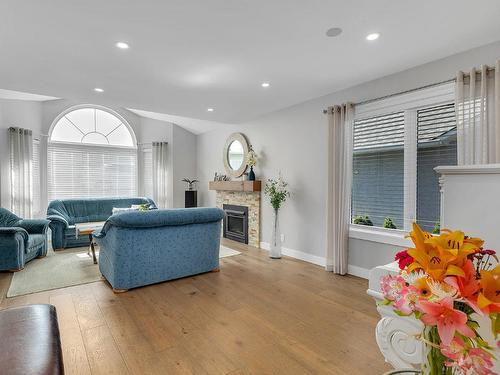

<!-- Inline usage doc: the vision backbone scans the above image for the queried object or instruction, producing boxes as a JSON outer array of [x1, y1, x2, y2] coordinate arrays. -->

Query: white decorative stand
[[368, 262, 424, 370], [368, 262, 500, 372]]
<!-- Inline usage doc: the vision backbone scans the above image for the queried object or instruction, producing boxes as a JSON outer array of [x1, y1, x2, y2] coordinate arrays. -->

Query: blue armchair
[[0, 208, 50, 271]]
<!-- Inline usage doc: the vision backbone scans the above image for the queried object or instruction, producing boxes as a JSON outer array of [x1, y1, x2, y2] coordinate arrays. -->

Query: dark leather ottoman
[[0, 304, 64, 374]]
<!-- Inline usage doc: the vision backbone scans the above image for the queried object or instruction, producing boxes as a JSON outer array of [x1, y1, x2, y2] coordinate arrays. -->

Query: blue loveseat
[[94, 207, 224, 291], [0, 208, 50, 271], [46, 197, 156, 250]]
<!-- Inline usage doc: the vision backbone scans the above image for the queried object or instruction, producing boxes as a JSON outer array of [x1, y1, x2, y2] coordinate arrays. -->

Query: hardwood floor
[[0, 239, 390, 374]]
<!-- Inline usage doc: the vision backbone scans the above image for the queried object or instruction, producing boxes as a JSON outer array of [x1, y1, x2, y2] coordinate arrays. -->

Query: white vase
[[270, 208, 282, 258]]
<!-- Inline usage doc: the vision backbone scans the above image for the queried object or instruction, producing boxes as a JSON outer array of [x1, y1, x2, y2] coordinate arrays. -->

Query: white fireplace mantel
[[435, 163, 500, 252]]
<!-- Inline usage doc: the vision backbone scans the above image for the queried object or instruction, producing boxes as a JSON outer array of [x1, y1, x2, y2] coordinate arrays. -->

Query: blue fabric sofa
[[94, 207, 224, 291], [0, 208, 50, 271], [46, 197, 156, 250]]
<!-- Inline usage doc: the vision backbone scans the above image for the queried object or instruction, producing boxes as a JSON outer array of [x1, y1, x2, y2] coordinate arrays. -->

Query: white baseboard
[[259, 242, 326, 267], [347, 265, 370, 279], [259, 242, 370, 279]]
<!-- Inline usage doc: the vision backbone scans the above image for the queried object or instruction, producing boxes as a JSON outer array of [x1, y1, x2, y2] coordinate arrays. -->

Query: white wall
[[196, 40, 500, 275], [0, 97, 196, 214], [0, 99, 43, 209], [171, 125, 198, 208]]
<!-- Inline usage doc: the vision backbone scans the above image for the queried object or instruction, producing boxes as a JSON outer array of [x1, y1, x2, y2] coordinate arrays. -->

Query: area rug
[[7, 247, 101, 298], [8, 245, 241, 297], [219, 245, 241, 258]]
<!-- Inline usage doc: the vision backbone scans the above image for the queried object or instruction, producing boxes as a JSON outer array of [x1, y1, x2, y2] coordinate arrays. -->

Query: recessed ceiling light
[[207, 108, 214, 112], [115, 41, 129, 49], [366, 33, 380, 41], [94, 88, 104, 93], [326, 27, 343, 37], [261, 82, 270, 88]]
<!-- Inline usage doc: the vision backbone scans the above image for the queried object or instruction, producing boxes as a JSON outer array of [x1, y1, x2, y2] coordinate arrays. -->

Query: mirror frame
[[223, 132, 249, 178]]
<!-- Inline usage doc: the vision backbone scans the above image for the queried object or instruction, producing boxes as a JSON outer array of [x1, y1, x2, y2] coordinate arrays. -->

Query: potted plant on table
[[264, 174, 290, 259], [380, 223, 500, 375]]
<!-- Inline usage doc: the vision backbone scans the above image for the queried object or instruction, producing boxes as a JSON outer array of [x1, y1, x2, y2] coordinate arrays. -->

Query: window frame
[[47, 104, 139, 201], [48, 104, 137, 150], [349, 82, 455, 243]]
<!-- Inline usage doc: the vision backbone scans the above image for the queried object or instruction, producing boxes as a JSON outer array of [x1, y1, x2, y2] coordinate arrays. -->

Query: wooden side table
[[75, 221, 105, 264]]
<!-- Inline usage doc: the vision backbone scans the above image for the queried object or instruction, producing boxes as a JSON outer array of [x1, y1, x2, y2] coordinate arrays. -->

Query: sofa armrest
[[46, 215, 69, 228], [0, 227, 29, 243], [16, 219, 50, 235]]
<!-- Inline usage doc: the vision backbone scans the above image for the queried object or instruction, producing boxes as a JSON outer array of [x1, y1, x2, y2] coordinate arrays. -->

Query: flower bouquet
[[381, 223, 500, 375]]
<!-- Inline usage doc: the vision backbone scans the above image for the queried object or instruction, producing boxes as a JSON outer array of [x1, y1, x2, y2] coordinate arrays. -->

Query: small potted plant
[[353, 215, 373, 226], [246, 146, 258, 181], [182, 178, 199, 191], [264, 174, 290, 259], [383, 217, 397, 229]]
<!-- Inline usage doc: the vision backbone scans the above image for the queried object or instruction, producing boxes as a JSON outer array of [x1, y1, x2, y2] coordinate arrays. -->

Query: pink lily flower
[[419, 297, 475, 345], [440, 337, 465, 361], [394, 285, 420, 315]]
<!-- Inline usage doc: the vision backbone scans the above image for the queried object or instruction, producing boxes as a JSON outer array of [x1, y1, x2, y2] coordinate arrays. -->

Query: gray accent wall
[[196, 40, 500, 273]]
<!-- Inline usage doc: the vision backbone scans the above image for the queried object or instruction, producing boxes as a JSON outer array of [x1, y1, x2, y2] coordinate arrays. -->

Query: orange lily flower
[[478, 265, 500, 314], [406, 224, 480, 281]]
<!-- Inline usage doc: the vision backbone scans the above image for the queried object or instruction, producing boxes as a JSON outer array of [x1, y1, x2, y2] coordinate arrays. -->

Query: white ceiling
[[1, 0, 500, 125]]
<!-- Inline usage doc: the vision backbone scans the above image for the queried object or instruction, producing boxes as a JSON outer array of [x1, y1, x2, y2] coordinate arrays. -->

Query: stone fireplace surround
[[215, 191, 260, 248]]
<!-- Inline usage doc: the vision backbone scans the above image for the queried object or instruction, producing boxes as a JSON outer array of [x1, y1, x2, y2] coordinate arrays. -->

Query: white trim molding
[[259, 242, 326, 267], [347, 265, 370, 279], [349, 224, 412, 247], [435, 163, 500, 175], [259, 241, 370, 279]]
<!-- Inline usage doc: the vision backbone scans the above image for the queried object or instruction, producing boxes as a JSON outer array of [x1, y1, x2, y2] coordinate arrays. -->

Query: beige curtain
[[9, 127, 33, 218], [456, 60, 500, 164], [152, 142, 168, 208], [326, 103, 354, 275]]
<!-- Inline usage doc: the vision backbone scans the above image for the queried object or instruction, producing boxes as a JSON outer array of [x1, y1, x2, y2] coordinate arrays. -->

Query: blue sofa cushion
[[47, 197, 156, 225], [108, 208, 225, 228]]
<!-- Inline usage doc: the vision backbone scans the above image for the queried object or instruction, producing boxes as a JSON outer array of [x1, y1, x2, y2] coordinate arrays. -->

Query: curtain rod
[[322, 65, 497, 114]]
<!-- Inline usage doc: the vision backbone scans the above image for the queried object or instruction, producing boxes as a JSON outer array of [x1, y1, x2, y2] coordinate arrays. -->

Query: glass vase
[[270, 208, 282, 258]]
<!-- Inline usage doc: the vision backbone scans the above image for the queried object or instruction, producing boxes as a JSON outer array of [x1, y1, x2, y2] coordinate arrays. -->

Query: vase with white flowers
[[246, 146, 258, 181], [264, 175, 290, 259]]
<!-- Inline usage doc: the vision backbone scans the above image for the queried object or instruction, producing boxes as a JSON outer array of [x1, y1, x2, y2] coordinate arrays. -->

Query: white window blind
[[32, 139, 41, 216], [416, 103, 457, 232], [352, 112, 405, 228], [48, 143, 137, 200]]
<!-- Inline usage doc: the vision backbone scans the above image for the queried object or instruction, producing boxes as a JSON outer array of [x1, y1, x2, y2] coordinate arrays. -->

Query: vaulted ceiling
[[1, 0, 500, 124]]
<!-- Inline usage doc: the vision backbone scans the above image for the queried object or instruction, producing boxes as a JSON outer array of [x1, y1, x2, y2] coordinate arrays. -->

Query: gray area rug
[[8, 245, 241, 298]]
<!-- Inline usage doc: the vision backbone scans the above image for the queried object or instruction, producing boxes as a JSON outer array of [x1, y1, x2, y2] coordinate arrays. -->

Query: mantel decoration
[[182, 178, 198, 191], [246, 145, 258, 181], [381, 223, 500, 375], [264, 175, 290, 259]]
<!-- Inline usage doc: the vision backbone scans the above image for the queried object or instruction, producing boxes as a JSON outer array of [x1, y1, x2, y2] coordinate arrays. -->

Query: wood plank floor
[[0, 239, 390, 374]]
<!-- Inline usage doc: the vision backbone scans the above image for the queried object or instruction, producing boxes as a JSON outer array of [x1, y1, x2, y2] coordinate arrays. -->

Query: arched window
[[50, 107, 135, 147], [48, 105, 138, 200]]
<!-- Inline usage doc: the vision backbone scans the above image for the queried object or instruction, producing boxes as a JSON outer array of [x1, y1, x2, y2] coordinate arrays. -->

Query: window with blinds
[[352, 112, 405, 228], [48, 106, 138, 201], [416, 103, 457, 232], [48, 143, 137, 200]]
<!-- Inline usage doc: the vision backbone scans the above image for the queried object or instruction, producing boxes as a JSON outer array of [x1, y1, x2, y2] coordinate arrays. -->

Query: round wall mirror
[[223, 133, 249, 178]]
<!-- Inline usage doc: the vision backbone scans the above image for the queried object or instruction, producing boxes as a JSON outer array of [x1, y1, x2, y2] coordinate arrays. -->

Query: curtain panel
[[9, 127, 33, 218], [456, 60, 500, 164], [326, 103, 354, 275], [152, 142, 168, 208]]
